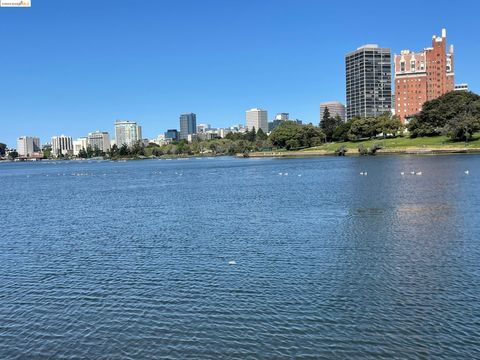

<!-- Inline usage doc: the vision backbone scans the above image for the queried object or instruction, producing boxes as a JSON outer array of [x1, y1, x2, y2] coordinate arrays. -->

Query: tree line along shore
[[2, 91, 479, 161]]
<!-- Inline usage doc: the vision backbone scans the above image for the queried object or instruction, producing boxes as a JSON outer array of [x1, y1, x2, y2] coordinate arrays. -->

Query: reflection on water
[[0, 155, 479, 359]]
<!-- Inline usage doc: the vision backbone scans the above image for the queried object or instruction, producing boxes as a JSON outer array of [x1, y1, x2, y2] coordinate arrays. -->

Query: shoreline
[[241, 147, 480, 158]]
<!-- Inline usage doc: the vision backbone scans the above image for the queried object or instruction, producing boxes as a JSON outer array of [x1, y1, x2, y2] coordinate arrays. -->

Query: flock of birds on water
[[359, 170, 470, 176]]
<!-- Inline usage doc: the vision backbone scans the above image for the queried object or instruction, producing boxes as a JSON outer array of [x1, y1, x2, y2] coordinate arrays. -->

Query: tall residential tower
[[115, 120, 142, 147], [345, 45, 392, 120]]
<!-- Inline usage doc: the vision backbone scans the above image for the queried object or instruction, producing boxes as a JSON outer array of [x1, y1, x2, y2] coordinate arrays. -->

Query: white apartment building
[[51, 135, 73, 157], [16, 136, 41, 157], [246, 108, 268, 133], [73, 137, 88, 156], [88, 131, 110, 152], [115, 120, 142, 147]]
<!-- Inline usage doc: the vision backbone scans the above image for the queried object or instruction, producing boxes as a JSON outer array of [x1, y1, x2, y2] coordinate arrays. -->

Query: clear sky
[[1, 0, 479, 147]]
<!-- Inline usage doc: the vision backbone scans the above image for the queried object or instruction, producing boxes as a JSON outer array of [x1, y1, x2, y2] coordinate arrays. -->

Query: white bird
[[278, 172, 283, 176], [284, 173, 288, 176], [401, 172, 405, 176], [298, 174, 302, 177], [360, 172, 364, 176], [364, 172, 368, 176], [228, 260, 236, 266], [410, 171, 415, 175], [465, 170, 469, 175], [416, 172, 422, 176]]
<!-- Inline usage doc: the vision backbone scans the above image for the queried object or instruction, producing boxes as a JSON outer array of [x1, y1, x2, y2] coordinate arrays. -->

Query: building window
[[400, 61, 405, 72], [411, 61, 416, 72]]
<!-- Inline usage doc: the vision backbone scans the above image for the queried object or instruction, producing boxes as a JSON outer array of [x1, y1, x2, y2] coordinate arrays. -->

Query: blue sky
[[1, 0, 479, 147]]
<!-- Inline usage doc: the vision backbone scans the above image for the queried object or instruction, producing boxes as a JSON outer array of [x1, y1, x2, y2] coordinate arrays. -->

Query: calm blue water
[[1, 156, 480, 359]]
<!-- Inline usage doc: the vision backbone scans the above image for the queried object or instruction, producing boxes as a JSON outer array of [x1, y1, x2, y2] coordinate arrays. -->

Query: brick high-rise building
[[394, 28, 454, 122]]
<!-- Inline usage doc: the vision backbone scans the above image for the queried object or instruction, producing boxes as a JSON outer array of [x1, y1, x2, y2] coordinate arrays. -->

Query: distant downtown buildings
[[114, 120, 142, 147], [16, 136, 41, 157], [51, 135, 73, 157], [179, 113, 197, 140], [7, 28, 470, 155], [246, 108, 268, 133], [320, 102, 346, 122]]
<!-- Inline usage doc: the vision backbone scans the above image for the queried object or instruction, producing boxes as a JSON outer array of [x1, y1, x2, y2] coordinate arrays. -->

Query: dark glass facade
[[165, 129, 179, 141], [179, 113, 197, 140], [345, 46, 392, 120]]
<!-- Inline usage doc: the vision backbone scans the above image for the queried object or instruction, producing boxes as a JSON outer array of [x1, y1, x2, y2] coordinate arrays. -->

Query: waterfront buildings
[[455, 83, 469, 92], [275, 113, 289, 121], [268, 113, 289, 132], [51, 135, 73, 157], [179, 113, 197, 140], [394, 29, 454, 122], [73, 137, 88, 156], [16, 136, 41, 157], [320, 102, 346, 122], [197, 124, 211, 133], [345, 45, 392, 120], [246, 108, 268, 133], [165, 129, 179, 141], [88, 131, 110, 152], [115, 120, 142, 147]]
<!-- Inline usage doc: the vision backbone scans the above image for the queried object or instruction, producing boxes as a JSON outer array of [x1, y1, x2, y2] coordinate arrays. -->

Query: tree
[[245, 127, 256, 142], [0, 143, 6, 156], [78, 148, 88, 158], [85, 145, 94, 158], [118, 144, 129, 156], [320, 107, 342, 142], [320, 107, 331, 126], [108, 144, 118, 158], [256, 128, 268, 140], [408, 91, 480, 137], [332, 119, 354, 141], [296, 124, 324, 147], [348, 117, 379, 140], [269, 121, 304, 148], [8, 151, 18, 160], [378, 113, 404, 137], [442, 113, 480, 141]]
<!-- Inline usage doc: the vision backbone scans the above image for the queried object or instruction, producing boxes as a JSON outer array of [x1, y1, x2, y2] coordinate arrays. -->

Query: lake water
[[1, 156, 479, 359]]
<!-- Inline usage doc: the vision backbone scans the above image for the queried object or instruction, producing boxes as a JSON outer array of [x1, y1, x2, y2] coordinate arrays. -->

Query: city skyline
[[1, 0, 478, 147]]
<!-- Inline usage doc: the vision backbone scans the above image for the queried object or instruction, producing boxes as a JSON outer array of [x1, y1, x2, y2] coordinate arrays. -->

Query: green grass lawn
[[302, 134, 480, 152]]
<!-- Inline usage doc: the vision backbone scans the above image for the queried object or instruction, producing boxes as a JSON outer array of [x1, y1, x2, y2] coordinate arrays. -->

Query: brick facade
[[394, 29, 454, 122]]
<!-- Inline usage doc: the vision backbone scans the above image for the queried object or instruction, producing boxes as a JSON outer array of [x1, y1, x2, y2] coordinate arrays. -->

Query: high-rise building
[[179, 113, 197, 140], [345, 45, 392, 120], [165, 129, 179, 141], [73, 137, 88, 156], [16, 136, 40, 157], [394, 28, 454, 122], [51, 135, 73, 157], [320, 101, 346, 122], [246, 108, 268, 133], [88, 131, 110, 152], [115, 120, 141, 147]]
